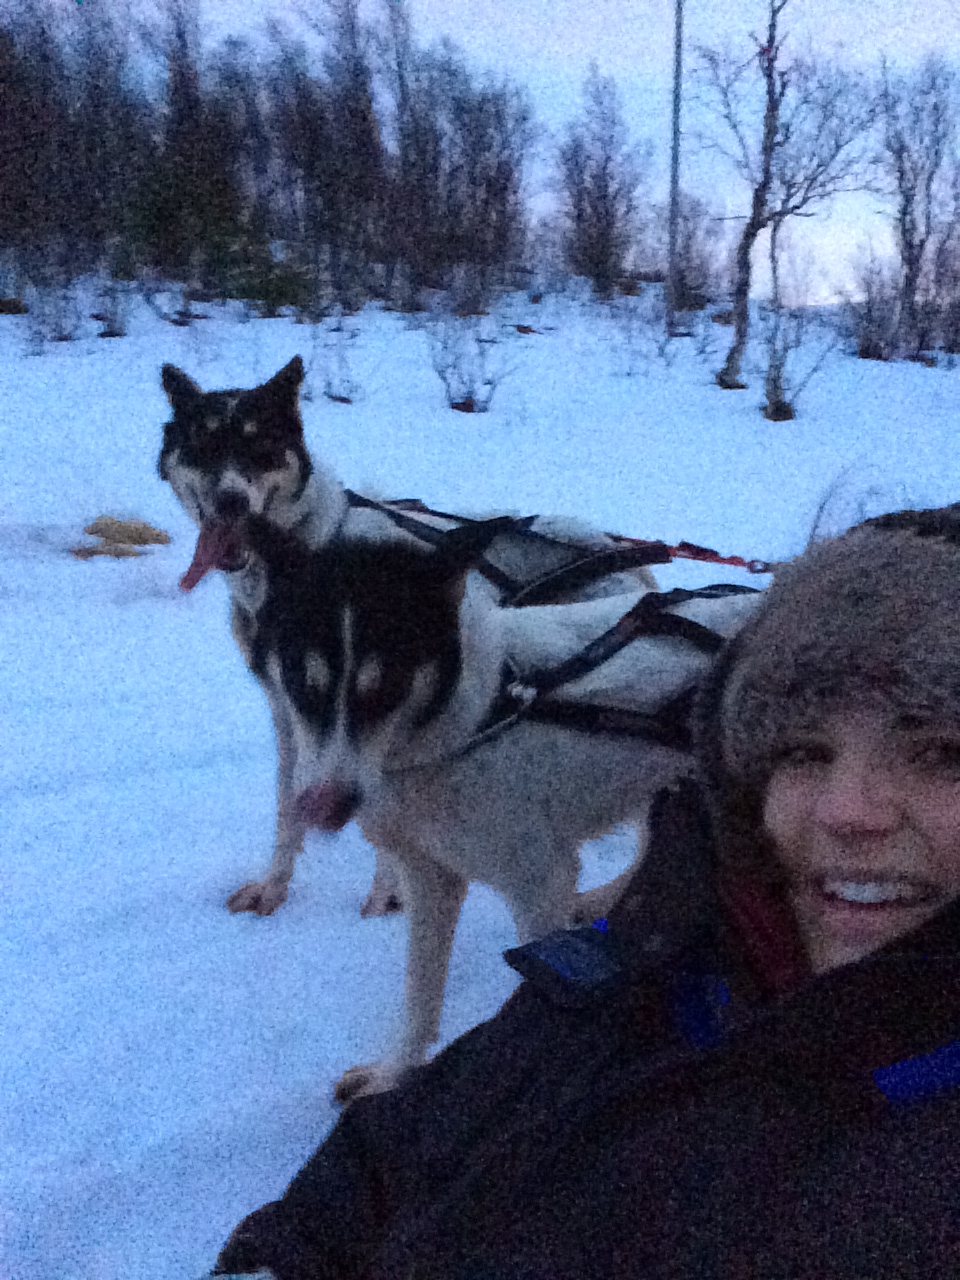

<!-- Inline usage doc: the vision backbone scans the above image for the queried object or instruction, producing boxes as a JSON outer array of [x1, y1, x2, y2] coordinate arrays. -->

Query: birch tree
[[698, 0, 872, 390], [559, 67, 642, 298], [876, 58, 959, 356]]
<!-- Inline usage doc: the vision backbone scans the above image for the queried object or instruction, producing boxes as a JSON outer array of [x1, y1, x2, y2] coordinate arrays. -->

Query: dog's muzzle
[[214, 489, 251, 521], [296, 782, 362, 832]]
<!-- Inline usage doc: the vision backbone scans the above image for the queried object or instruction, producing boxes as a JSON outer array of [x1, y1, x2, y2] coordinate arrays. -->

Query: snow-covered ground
[[2, 289, 957, 1279]]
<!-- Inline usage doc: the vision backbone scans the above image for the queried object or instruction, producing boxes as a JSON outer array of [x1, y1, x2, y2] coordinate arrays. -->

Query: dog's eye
[[188, 428, 220, 457]]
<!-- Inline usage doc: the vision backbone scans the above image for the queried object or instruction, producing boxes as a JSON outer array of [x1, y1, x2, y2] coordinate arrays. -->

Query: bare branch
[[697, 0, 874, 389]]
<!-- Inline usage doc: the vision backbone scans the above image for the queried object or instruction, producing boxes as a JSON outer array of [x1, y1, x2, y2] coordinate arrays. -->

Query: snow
[[2, 289, 957, 1278]]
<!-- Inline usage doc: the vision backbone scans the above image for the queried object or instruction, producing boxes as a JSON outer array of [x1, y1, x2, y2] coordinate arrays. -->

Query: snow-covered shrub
[[844, 255, 899, 362], [426, 311, 515, 412]]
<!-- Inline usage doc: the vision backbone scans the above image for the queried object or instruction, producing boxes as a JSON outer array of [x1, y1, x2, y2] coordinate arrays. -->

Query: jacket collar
[[609, 778, 960, 993]]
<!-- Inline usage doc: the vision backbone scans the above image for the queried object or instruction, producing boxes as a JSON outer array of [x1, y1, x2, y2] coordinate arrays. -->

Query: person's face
[[763, 706, 960, 974]]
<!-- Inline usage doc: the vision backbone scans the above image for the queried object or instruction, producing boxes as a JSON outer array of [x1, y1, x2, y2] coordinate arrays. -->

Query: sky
[[198, 0, 960, 83]]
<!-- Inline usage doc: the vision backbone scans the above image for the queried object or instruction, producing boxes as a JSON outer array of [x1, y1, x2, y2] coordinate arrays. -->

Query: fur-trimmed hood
[[690, 505, 960, 983]]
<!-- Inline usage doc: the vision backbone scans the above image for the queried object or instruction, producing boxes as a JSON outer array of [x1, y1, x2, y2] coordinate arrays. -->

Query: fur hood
[[690, 506, 960, 975]]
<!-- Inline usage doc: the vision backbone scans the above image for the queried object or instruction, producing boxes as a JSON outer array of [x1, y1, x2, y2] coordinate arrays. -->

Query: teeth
[[821, 879, 926, 905]]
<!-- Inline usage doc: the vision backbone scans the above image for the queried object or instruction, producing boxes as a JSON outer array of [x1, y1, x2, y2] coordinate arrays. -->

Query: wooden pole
[[667, 0, 684, 336]]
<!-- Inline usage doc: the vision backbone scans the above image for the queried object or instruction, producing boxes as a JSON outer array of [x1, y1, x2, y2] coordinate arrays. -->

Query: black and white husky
[[243, 518, 765, 1100], [158, 356, 658, 918]]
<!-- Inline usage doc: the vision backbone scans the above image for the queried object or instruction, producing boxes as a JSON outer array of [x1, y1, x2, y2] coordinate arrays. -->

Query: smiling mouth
[[812, 876, 942, 910]]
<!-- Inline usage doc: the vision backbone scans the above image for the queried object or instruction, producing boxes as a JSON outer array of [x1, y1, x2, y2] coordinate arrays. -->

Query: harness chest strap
[[450, 585, 760, 762]]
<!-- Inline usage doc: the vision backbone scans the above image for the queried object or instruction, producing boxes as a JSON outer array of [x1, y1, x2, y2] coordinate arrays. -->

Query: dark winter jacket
[[214, 777, 960, 1280]]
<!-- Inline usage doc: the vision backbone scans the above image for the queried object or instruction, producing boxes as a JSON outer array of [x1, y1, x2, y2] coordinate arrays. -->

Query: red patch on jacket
[[720, 879, 811, 995]]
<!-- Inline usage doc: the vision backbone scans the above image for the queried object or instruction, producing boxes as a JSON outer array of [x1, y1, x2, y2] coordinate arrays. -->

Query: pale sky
[[202, 0, 960, 81], [190, 0, 960, 298]]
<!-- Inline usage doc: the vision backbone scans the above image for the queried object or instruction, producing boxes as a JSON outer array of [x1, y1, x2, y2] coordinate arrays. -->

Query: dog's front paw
[[226, 880, 288, 916], [334, 1061, 404, 1104]]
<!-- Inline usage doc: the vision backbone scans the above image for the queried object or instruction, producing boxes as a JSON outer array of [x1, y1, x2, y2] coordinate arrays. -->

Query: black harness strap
[[528, 585, 757, 699], [344, 489, 470, 545], [357, 496, 482, 522], [526, 685, 699, 752], [504, 543, 674, 606], [343, 489, 677, 605], [343, 489, 534, 595]]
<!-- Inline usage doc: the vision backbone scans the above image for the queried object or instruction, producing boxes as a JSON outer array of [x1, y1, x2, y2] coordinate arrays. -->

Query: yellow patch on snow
[[71, 515, 171, 561]]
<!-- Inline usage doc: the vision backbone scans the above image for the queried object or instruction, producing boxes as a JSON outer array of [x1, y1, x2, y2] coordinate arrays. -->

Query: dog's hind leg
[[360, 851, 405, 917], [227, 690, 305, 916], [335, 854, 467, 1103], [572, 822, 649, 925], [508, 854, 581, 946]]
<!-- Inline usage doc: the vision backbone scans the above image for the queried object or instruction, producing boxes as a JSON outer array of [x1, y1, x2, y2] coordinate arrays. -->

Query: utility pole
[[666, 0, 684, 336]]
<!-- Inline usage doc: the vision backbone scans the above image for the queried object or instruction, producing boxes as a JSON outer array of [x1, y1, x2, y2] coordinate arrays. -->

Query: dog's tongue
[[296, 782, 361, 832], [179, 522, 242, 591]]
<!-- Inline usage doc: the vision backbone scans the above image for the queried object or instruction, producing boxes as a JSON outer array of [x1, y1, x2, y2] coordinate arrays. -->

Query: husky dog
[[244, 518, 765, 1100], [158, 357, 659, 918]]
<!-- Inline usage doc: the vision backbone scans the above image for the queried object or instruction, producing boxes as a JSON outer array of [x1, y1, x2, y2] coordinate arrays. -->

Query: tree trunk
[[900, 248, 923, 356], [716, 217, 758, 388], [716, 1, 786, 390], [762, 214, 792, 418]]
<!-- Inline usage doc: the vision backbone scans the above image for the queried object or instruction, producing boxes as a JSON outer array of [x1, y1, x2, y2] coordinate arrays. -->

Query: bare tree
[[876, 57, 960, 357], [843, 250, 900, 361], [698, 0, 873, 389], [636, 189, 726, 309], [379, 4, 530, 308], [427, 311, 515, 412], [321, 0, 386, 306], [558, 66, 643, 298]]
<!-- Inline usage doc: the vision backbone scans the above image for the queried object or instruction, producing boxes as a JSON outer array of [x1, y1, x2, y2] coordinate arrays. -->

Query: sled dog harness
[[386, 583, 761, 772], [344, 492, 763, 764], [465, 583, 762, 759], [344, 489, 667, 600], [343, 490, 771, 601]]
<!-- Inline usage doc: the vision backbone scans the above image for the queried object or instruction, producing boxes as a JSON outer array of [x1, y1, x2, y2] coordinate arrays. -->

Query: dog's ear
[[161, 364, 203, 411], [261, 356, 305, 403], [435, 516, 517, 575]]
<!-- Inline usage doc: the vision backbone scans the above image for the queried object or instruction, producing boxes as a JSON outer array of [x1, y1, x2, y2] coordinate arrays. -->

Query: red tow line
[[610, 535, 772, 575]]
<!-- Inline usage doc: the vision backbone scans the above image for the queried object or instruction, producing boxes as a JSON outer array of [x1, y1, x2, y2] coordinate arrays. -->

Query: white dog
[[158, 356, 659, 920], [243, 517, 764, 1100]]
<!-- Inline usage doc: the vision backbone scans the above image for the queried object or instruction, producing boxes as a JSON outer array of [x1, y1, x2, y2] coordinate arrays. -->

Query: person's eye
[[773, 741, 832, 768], [909, 738, 960, 774]]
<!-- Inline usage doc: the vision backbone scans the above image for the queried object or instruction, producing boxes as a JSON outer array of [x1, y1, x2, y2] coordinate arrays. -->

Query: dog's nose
[[214, 489, 250, 520], [296, 782, 362, 832]]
